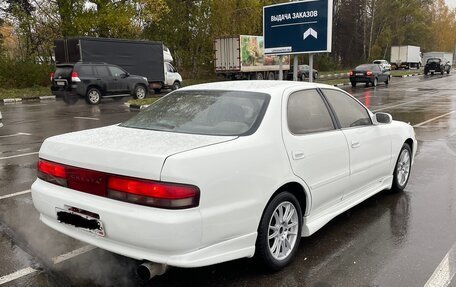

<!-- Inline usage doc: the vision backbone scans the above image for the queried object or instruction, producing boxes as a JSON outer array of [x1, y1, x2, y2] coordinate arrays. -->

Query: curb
[[1, 95, 56, 104], [392, 73, 422, 78]]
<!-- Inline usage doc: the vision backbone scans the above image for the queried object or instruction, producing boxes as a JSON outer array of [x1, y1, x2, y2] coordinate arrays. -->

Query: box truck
[[214, 35, 290, 80], [390, 46, 422, 69], [422, 52, 454, 66], [54, 37, 182, 93]]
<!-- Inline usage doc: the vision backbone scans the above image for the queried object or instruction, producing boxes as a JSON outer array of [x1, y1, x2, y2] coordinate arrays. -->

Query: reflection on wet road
[[1, 74, 456, 286]]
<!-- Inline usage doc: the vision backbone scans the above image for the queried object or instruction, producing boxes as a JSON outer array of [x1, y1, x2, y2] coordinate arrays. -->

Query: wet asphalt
[[0, 74, 456, 286]]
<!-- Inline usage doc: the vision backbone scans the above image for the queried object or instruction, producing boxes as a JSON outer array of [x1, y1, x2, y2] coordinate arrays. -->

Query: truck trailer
[[54, 37, 182, 93], [214, 35, 290, 80], [390, 46, 422, 69]]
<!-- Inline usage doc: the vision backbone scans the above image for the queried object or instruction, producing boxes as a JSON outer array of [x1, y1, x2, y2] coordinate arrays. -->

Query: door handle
[[292, 151, 305, 160], [351, 141, 361, 148]]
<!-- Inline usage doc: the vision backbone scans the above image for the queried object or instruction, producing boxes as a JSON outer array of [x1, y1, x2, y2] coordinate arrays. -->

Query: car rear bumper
[[31, 179, 255, 267]]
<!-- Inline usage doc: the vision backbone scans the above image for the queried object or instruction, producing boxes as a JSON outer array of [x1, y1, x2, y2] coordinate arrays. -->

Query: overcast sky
[[446, 0, 456, 8]]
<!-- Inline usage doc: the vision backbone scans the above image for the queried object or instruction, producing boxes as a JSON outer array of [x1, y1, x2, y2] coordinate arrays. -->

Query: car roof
[[180, 80, 338, 94]]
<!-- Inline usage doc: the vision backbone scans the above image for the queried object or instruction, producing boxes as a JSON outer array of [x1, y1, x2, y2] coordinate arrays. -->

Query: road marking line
[[0, 152, 38, 160], [414, 111, 456, 127], [372, 99, 422, 112], [424, 242, 456, 287], [52, 245, 97, 264], [0, 267, 38, 285], [74, 117, 99, 121], [0, 132, 32, 138], [0, 190, 31, 201]]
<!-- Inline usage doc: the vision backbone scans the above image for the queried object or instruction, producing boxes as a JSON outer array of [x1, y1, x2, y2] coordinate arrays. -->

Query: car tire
[[391, 143, 412, 192], [255, 191, 302, 271], [85, 87, 101, 105], [373, 77, 378, 87], [448, 69, 451, 75], [133, 85, 147, 100], [153, 88, 162, 94], [351, 81, 357, 87], [301, 74, 306, 81], [313, 72, 318, 79], [171, 81, 181, 91], [385, 76, 390, 85], [441, 71, 444, 75]]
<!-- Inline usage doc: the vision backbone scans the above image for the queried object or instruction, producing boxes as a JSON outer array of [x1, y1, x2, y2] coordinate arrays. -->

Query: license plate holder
[[56, 80, 66, 86], [56, 207, 105, 237], [356, 73, 364, 76]]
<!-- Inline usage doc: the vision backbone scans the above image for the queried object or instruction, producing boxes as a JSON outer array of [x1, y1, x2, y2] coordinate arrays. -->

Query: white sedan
[[32, 81, 416, 274]]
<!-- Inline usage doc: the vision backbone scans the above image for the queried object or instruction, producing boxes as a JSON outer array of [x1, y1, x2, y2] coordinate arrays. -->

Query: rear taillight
[[50, 72, 54, 82], [38, 160, 67, 187], [71, 71, 81, 82], [349, 71, 353, 76], [108, 177, 199, 209], [366, 71, 373, 76], [37, 159, 200, 209]]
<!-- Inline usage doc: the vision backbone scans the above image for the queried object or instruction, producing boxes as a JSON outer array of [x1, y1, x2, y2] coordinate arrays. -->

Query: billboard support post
[[309, 53, 314, 83], [293, 55, 298, 81], [279, 55, 284, 80]]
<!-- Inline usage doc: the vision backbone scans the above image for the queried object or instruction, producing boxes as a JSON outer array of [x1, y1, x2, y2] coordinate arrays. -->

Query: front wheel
[[172, 81, 181, 90], [373, 77, 378, 87], [385, 76, 390, 85], [391, 144, 412, 192], [255, 192, 302, 271], [133, 85, 147, 100]]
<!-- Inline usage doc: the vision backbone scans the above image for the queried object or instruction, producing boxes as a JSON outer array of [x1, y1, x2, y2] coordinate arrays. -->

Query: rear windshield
[[356, 64, 377, 70], [427, 58, 440, 64], [373, 60, 383, 64], [54, 66, 73, 78], [120, 90, 270, 136]]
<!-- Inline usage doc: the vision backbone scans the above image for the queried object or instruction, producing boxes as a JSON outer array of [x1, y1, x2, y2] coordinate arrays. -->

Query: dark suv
[[424, 58, 451, 76], [51, 62, 149, 104]]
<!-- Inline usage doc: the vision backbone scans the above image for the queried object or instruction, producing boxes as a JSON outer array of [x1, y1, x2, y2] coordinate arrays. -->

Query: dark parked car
[[349, 64, 390, 87], [424, 58, 451, 75], [288, 65, 318, 81], [51, 62, 149, 104]]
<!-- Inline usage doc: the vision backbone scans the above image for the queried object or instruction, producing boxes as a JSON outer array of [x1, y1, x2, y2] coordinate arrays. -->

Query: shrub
[[0, 57, 52, 89]]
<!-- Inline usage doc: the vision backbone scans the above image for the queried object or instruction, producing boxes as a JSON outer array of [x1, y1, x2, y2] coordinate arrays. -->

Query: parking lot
[[1, 74, 456, 286]]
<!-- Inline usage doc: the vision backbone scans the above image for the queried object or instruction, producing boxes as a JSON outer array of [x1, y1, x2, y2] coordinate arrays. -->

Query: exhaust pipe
[[137, 262, 168, 280]]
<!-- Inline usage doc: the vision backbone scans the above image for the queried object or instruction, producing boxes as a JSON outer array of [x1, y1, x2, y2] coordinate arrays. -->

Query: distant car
[[0, 111, 2, 128], [32, 81, 416, 274], [51, 62, 149, 105], [373, 60, 392, 71], [287, 65, 318, 81], [424, 58, 451, 75], [350, 64, 391, 87]]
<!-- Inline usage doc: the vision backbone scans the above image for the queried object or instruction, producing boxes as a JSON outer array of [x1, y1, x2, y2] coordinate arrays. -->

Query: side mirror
[[373, 112, 392, 124], [121, 73, 129, 78]]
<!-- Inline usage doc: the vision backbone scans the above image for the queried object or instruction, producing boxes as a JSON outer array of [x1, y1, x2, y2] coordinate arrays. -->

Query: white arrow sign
[[303, 28, 318, 40]]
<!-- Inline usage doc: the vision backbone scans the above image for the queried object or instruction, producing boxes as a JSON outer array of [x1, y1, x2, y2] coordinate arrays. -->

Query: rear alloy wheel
[[85, 88, 101, 105], [134, 85, 147, 100], [391, 144, 412, 192], [172, 81, 181, 91], [255, 192, 302, 271]]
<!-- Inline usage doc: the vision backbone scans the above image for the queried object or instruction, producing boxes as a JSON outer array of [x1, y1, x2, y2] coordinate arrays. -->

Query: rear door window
[[287, 89, 335, 135]]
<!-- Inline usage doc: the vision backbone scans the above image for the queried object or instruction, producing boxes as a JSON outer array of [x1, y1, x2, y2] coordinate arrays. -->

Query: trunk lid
[[40, 125, 237, 180]]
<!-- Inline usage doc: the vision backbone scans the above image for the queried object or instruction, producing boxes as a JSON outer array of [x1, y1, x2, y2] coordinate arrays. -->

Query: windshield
[[120, 90, 270, 136]]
